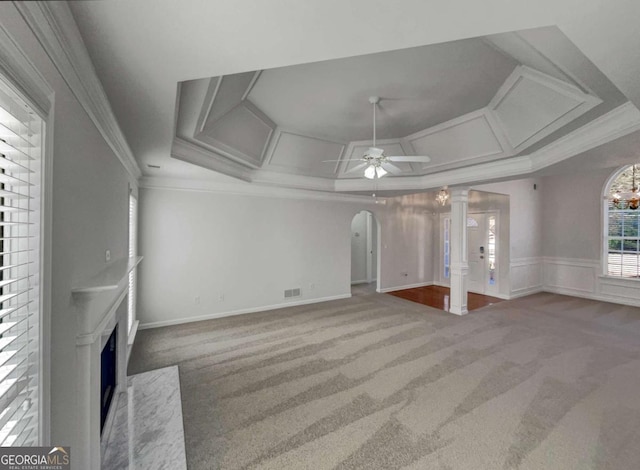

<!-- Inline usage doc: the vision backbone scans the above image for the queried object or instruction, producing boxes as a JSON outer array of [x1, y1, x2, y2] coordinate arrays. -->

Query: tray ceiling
[[172, 27, 633, 192]]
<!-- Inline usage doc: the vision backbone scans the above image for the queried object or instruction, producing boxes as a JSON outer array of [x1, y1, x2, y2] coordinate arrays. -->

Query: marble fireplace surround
[[71, 256, 142, 470]]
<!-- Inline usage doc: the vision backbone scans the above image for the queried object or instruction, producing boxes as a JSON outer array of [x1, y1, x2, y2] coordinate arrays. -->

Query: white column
[[449, 188, 469, 315]]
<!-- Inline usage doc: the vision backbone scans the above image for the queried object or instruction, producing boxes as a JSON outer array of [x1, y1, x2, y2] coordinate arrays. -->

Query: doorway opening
[[350, 210, 380, 295], [439, 210, 500, 297], [467, 212, 498, 296]]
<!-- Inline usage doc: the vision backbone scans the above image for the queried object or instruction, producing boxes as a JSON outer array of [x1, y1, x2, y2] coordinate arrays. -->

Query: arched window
[[605, 164, 640, 278]]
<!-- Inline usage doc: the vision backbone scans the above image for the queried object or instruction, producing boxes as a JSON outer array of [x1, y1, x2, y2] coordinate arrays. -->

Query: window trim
[[601, 165, 640, 281], [0, 48, 53, 446]]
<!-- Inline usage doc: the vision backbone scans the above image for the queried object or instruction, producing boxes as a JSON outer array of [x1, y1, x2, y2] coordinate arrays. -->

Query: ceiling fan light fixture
[[376, 166, 387, 178], [364, 165, 376, 179]]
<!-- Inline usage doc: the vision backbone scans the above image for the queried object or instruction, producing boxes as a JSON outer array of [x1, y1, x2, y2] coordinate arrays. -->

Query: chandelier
[[611, 164, 640, 210], [435, 188, 449, 206]]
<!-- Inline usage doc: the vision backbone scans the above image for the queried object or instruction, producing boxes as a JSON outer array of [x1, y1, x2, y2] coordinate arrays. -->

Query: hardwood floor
[[387, 284, 503, 312]]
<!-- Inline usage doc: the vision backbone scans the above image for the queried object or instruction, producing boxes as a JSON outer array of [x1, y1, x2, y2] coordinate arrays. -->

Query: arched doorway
[[350, 210, 380, 295]]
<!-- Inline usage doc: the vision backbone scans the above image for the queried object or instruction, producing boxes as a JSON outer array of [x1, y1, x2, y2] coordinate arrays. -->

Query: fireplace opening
[[101, 325, 117, 434]]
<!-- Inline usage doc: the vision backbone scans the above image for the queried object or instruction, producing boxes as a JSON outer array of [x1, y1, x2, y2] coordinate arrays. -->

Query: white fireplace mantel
[[72, 256, 142, 469], [72, 256, 142, 345]]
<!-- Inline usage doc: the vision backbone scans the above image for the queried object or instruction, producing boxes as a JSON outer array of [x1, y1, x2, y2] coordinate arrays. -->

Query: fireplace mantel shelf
[[72, 256, 143, 299]]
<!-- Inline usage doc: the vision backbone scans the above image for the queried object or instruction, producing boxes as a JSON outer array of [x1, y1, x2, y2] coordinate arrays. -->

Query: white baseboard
[[543, 285, 640, 307], [139, 293, 352, 330], [432, 280, 449, 288], [507, 286, 544, 299], [377, 281, 433, 293], [351, 280, 368, 285]]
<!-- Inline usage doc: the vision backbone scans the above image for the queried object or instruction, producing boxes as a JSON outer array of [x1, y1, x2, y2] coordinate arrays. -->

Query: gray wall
[[137, 189, 434, 327], [541, 168, 611, 260]]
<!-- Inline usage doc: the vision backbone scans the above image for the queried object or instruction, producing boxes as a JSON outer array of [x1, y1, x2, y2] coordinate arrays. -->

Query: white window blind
[[0, 79, 42, 446], [128, 193, 137, 334]]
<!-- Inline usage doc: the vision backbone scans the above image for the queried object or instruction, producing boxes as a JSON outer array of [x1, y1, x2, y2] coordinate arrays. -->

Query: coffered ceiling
[[69, 0, 640, 194]]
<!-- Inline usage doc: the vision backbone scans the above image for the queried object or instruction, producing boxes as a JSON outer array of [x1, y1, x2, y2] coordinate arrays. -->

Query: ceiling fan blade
[[381, 162, 403, 175], [344, 162, 369, 174], [388, 156, 431, 163]]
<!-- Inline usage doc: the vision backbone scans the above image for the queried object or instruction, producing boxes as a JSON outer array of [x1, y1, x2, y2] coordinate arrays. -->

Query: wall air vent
[[284, 288, 301, 298]]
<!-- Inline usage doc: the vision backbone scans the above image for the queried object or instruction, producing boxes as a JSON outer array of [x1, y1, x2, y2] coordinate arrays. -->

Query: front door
[[467, 212, 498, 295]]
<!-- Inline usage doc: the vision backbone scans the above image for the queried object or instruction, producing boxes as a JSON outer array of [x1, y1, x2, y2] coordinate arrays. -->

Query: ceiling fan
[[326, 96, 431, 179]]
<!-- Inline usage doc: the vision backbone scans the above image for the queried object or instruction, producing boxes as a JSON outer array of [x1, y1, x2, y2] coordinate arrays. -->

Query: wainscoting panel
[[542, 257, 597, 295], [598, 276, 640, 306], [542, 257, 640, 307], [510, 257, 542, 298]]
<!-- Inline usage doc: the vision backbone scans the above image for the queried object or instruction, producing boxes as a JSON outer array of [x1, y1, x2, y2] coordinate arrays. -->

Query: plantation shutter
[[0, 80, 42, 446]]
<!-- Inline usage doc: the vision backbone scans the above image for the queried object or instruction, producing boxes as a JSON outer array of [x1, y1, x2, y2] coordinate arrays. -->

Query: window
[[605, 164, 640, 278], [443, 217, 450, 279], [0, 78, 42, 446], [488, 215, 496, 285], [128, 192, 137, 334]]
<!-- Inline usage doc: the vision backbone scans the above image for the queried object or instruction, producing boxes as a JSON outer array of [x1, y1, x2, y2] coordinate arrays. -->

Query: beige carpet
[[129, 291, 640, 469]]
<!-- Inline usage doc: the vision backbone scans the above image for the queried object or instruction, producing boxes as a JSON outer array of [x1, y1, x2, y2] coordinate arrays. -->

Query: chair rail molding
[[13, 1, 142, 181]]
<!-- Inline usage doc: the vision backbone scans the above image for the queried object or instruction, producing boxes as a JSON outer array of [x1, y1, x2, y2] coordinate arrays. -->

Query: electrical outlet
[[105, 250, 111, 262], [194, 296, 200, 305], [218, 293, 224, 302], [310, 283, 315, 290]]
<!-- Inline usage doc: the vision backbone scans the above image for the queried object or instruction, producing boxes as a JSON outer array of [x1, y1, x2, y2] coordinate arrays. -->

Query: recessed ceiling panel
[[266, 131, 344, 176], [491, 67, 600, 150], [204, 72, 256, 126], [197, 101, 275, 166], [408, 112, 506, 170]]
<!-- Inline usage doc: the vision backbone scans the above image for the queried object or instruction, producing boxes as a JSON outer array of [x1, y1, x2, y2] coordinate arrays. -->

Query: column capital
[[449, 187, 470, 203]]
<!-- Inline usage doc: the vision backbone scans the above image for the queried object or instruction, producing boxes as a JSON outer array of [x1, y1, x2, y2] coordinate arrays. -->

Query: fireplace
[[101, 325, 117, 433], [73, 255, 142, 468]]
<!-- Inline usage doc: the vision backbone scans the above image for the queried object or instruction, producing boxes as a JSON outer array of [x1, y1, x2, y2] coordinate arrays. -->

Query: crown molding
[[171, 137, 252, 182], [14, 1, 142, 180], [335, 155, 533, 192], [249, 169, 336, 192], [530, 101, 640, 170], [140, 175, 382, 205]]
